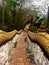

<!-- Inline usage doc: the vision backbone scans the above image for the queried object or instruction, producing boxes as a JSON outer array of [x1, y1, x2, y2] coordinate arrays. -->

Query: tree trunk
[[2, 0, 4, 27], [47, 6, 49, 27]]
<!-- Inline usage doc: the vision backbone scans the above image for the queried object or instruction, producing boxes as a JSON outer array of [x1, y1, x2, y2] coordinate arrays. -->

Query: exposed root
[[28, 31, 49, 56], [0, 30, 18, 45]]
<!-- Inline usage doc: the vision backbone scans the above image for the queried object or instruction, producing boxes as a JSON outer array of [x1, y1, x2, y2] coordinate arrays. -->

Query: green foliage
[[29, 16, 47, 32], [39, 18, 47, 25], [7, 0, 20, 9], [29, 25, 37, 32], [0, 25, 9, 32], [0, 6, 2, 23], [0, 0, 48, 32]]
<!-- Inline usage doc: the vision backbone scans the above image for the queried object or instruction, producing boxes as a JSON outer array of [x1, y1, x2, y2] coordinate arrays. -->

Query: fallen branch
[[0, 30, 18, 45], [28, 31, 49, 56]]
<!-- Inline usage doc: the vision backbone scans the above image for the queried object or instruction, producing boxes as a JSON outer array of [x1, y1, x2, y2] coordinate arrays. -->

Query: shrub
[[0, 25, 9, 32], [29, 25, 37, 32]]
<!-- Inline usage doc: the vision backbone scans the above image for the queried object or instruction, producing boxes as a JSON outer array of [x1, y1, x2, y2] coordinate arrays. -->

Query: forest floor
[[0, 29, 49, 65]]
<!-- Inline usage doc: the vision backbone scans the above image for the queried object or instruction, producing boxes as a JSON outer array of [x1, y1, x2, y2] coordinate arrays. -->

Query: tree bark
[[2, 0, 4, 27]]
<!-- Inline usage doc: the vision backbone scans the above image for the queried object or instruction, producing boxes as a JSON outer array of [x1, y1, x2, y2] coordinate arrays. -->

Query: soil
[[10, 32, 33, 65]]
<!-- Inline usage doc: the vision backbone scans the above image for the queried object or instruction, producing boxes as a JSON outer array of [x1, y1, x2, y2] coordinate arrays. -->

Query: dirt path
[[10, 32, 33, 65]]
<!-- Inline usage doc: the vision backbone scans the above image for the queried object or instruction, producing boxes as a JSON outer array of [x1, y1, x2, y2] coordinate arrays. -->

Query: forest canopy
[[0, 0, 49, 33]]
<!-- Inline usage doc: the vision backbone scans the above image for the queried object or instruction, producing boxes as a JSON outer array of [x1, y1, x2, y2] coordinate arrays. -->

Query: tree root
[[28, 31, 49, 56], [0, 30, 18, 45]]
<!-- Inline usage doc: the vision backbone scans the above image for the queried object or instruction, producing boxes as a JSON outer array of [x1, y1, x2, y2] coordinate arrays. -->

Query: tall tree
[[2, 0, 5, 26], [1, 0, 20, 26], [47, 6, 49, 27]]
